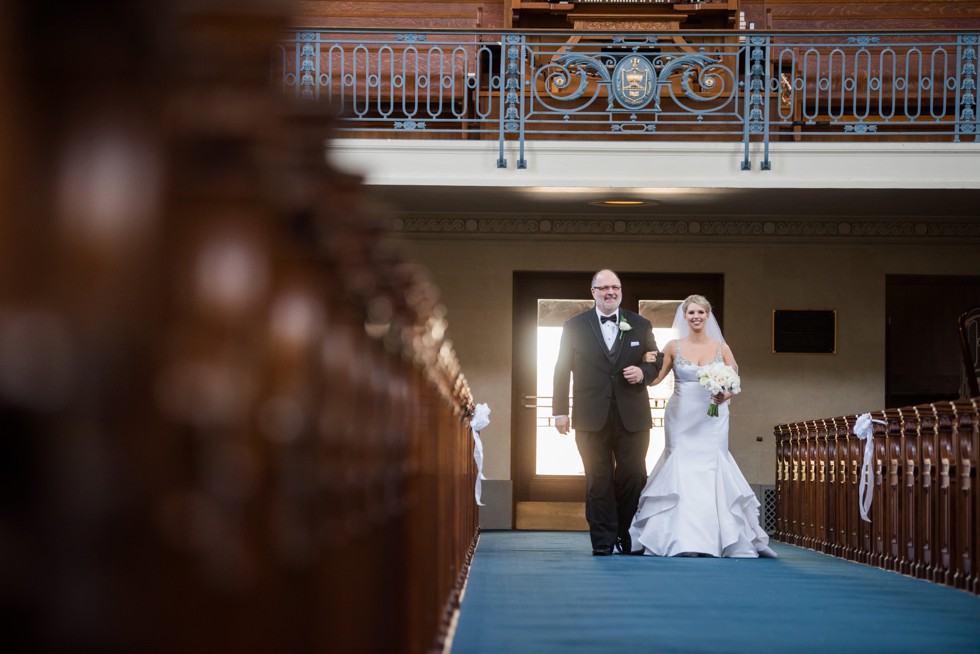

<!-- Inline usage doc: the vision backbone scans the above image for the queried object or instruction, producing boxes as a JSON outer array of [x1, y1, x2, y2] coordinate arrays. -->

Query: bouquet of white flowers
[[696, 362, 741, 417]]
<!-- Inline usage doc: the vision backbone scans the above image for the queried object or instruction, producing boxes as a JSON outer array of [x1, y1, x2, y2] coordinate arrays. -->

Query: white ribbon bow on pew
[[470, 403, 490, 507], [854, 412, 886, 523]]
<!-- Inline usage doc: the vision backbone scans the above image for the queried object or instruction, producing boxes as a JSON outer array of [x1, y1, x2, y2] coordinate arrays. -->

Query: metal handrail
[[273, 28, 980, 170]]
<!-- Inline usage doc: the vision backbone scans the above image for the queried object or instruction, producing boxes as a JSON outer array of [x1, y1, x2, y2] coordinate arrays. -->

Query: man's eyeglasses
[[592, 285, 621, 292]]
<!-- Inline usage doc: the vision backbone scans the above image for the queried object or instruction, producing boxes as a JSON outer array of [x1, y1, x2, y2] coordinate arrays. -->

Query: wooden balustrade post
[[934, 402, 955, 585], [951, 400, 976, 590], [870, 413, 887, 568], [783, 424, 793, 543], [796, 423, 807, 548], [832, 417, 852, 560], [814, 420, 827, 552], [826, 419, 840, 557], [918, 403, 938, 580], [813, 422, 822, 550], [808, 420, 827, 552], [774, 426, 789, 542], [793, 423, 809, 547], [788, 422, 796, 545], [900, 407, 921, 577], [782, 426, 793, 543], [883, 409, 903, 571], [803, 421, 816, 550], [790, 423, 803, 545], [841, 423, 852, 560]]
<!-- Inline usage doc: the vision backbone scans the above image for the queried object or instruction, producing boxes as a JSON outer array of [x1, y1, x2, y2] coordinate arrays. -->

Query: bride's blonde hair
[[682, 294, 712, 315], [672, 294, 725, 343]]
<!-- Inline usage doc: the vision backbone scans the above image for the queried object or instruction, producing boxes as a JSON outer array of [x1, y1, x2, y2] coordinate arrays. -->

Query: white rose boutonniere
[[617, 316, 631, 340]]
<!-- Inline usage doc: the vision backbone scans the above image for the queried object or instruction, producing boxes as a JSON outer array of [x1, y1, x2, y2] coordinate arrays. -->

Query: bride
[[628, 295, 776, 558]]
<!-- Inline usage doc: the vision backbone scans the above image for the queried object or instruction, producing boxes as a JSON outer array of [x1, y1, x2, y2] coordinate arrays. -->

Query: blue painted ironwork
[[272, 29, 980, 170], [500, 34, 525, 169], [958, 35, 979, 141]]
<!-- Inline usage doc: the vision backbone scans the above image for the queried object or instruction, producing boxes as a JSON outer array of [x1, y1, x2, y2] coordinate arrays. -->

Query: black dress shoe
[[615, 536, 631, 554], [592, 546, 613, 556]]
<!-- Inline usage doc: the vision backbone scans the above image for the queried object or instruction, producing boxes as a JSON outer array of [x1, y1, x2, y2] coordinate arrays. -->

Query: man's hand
[[623, 365, 644, 384], [555, 415, 570, 435]]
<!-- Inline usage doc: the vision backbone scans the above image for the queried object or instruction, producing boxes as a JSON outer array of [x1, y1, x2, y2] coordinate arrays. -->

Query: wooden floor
[[514, 501, 588, 530]]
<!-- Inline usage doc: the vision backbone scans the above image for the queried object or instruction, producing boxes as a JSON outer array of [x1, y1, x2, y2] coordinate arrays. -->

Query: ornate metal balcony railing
[[273, 29, 980, 170]]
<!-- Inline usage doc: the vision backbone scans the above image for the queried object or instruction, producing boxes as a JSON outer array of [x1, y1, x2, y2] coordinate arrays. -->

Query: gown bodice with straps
[[628, 339, 776, 558]]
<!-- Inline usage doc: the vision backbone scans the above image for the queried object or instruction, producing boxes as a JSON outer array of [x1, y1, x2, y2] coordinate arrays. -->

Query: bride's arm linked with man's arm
[[643, 340, 674, 387]]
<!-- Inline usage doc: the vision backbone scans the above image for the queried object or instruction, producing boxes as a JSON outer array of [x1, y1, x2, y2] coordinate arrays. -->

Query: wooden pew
[[774, 401, 978, 594], [0, 2, 482, 651]]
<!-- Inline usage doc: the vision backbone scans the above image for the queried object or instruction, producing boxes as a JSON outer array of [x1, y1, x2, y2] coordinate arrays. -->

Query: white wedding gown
[[629, 343, 776, 558]]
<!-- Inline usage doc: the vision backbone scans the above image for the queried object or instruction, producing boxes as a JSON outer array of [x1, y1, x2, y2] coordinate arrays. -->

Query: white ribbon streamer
[[470, 403, 490, 507], [854, 412, 886, 522]]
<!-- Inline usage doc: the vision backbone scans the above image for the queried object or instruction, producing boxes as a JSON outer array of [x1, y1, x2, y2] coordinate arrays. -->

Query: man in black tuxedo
[[552, 270, 663, 555]]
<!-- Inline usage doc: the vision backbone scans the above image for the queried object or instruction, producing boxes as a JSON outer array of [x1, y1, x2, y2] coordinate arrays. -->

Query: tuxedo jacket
[[552, 308, 663, 433]]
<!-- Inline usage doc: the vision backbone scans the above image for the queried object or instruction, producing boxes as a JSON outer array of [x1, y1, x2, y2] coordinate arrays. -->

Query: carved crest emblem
[[612, 56, 656, 109]]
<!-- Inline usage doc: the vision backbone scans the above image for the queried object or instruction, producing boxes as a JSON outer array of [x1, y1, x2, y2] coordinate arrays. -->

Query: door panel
[[885, 275, 980, 407]]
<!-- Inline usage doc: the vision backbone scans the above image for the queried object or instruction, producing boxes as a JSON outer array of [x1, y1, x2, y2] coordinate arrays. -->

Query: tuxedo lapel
[[610, 310, 637, 365], [588, 312, 609, 355]]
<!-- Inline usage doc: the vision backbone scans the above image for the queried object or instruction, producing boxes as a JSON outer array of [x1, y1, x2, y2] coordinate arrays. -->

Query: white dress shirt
[[597, 308, 618, 350]]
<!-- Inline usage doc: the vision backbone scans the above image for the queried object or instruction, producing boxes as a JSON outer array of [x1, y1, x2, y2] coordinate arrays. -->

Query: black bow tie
[[600, 314, 618, 324]]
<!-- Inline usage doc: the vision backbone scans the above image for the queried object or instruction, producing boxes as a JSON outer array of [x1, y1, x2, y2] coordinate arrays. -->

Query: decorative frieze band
[[392, 216, 980, 240]]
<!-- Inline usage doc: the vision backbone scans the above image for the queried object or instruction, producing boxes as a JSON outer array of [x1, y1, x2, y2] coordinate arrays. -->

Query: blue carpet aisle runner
[[449, 531, 980, 654]]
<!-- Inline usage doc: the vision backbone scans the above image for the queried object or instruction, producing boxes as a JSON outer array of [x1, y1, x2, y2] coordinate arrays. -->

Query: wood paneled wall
[[292, 0, 506, 29], [293, 1, 980, 33], [742, 0, 980, 32]]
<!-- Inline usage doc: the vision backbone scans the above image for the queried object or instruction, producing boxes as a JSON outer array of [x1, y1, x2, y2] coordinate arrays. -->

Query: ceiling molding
[[391, 216, 980, 241]]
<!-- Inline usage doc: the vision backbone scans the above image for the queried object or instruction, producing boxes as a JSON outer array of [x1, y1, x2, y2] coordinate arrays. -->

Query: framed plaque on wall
[[772, 309, 837, 354]]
